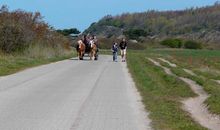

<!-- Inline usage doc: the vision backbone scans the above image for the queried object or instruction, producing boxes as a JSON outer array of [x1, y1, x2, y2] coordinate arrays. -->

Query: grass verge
[[127, 51, 207, 130], [0, 51, 75, 76], [152, 49, 220, 115]]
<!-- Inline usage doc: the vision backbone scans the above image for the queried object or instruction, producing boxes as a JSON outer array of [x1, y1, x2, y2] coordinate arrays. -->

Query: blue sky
[[0, 0, 218, 31]]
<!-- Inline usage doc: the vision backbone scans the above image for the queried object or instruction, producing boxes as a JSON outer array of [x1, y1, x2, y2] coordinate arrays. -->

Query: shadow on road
[[69, 58, 91, 61]]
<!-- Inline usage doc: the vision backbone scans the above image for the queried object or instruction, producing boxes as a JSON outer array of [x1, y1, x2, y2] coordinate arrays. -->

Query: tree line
[[85, 2, 220, 47]]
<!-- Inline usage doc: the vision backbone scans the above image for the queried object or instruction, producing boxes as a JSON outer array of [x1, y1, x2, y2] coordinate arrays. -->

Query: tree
[[160, 38, 183, 48], [0, 5, 9, 13], [123, 28, 147, 40], [57, 28, 81, 36], [184, 40, 202, 49]]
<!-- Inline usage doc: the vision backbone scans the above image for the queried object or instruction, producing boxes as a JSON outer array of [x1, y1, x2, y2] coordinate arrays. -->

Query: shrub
[[123, 28, 147, 40], [0, 24, 26, 53], [184, 40, 202, 49], [160, 38, 183, 48], [0, 5, 72, 56], [57, 28, 80, 36]]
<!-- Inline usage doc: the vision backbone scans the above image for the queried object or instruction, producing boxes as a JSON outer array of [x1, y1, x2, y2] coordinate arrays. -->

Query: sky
[[0, 0, 218, 32]]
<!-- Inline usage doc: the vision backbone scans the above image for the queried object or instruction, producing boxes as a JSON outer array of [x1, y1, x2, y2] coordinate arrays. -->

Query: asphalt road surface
[[0, 55, 151, 130]]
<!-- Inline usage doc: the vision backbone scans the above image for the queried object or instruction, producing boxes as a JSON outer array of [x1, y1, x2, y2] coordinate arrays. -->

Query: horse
[[89, 41, 97, 60], [77, 40, 85, 60]]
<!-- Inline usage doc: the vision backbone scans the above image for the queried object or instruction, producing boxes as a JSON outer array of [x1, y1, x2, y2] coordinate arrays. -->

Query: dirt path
[[148, 58, 174, 75], [180, 78, 220, 130], [183, 69, 197, 76], [148, 58, 220, 130], [158, 58, 177, 67], [215, 80, 220, 84], [157, 58, 197, 76]]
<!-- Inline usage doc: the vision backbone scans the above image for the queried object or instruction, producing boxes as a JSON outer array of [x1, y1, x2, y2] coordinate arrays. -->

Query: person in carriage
[[76, 34, 99, 60], [83, 35, 90, 53]]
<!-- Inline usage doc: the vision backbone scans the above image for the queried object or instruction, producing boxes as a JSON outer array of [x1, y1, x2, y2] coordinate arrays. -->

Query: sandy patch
[[158, 58, 177, 67], [183, 69, 197, 76], [148, 58, 174, 76]]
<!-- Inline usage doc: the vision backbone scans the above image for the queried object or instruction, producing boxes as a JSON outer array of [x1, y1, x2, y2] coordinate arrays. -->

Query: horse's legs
[[78, 52, 80, 60], [92, 53, 95, 60], [90, 51, 95, 60], [93, 51, 96, 60], [81, 52, 84, 60], [121, 53, 124, 61], [79, 51, 83, 60], [90, 52, 92, 60]]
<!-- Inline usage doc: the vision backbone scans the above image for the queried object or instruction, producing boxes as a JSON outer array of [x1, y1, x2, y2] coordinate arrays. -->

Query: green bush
[[123, 28, 147, 40], [160, 38, 183, 48], [184, 40, 202, 49]]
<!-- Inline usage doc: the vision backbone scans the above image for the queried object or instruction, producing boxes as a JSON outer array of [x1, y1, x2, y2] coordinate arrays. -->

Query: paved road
[[0, 55, 151, 130]]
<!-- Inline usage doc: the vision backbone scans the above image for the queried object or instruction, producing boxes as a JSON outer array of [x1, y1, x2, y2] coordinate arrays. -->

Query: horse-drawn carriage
[[76, 39, 98, 60]]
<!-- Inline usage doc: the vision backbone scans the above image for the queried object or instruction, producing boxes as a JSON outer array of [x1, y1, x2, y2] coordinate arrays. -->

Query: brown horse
[[89, 41, 97, 60], [77, 40, 85, 60]]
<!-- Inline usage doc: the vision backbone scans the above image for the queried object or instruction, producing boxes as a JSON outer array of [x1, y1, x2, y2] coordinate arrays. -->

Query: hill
[[84, 2, 220, 49]]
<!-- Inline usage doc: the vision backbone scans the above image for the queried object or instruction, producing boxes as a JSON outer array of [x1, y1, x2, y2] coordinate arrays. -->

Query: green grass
[[0, 51, 75, 76], [127, 51, 206, 130], [152, 49, 220, 80], [150, 49, 220, 115], [193, 69, 220, 80], [152, 49, 220, 71]]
